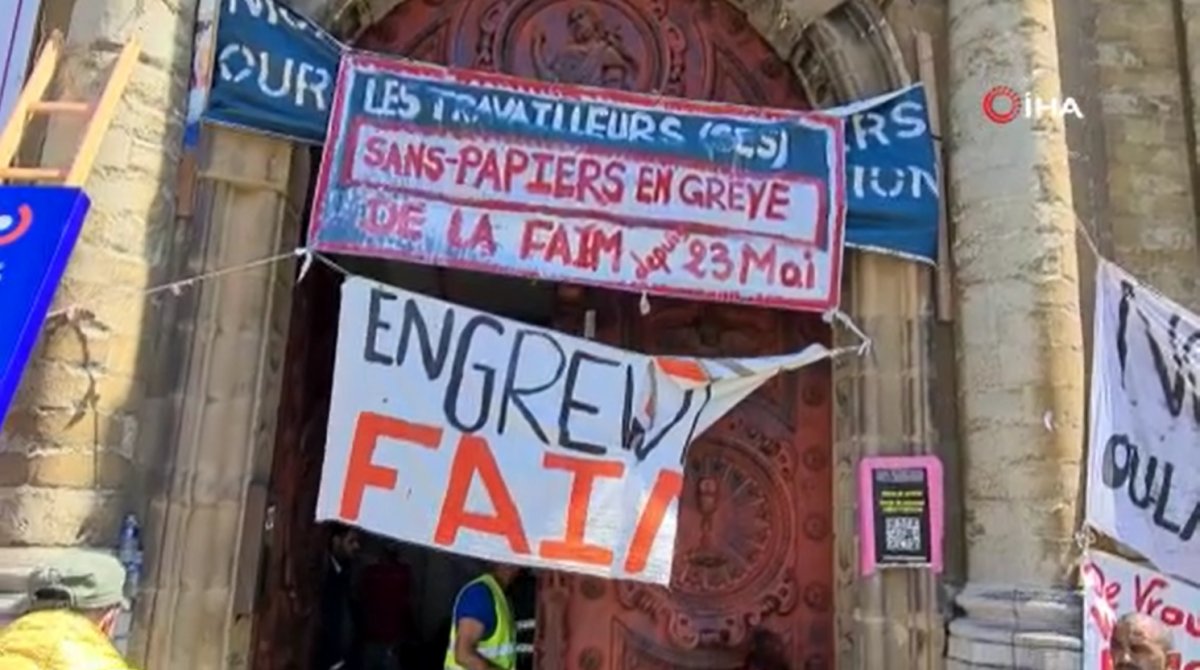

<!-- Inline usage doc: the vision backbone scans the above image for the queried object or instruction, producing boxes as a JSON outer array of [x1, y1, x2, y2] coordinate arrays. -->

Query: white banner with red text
[[1087, 260, 1200, 584], [315, 276, 836, 583], [1082, 549, 1200, 669], [309, 54, 847, 313]]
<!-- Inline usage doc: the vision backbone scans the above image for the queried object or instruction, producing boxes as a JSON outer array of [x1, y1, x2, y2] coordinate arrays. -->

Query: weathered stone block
[[0, 487, 123, 546]]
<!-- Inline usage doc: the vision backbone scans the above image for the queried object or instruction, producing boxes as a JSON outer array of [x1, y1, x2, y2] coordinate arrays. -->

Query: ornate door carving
[[357, 0, 810, 106], [547, 290, 833, 670], [359, 2, 832, 669]]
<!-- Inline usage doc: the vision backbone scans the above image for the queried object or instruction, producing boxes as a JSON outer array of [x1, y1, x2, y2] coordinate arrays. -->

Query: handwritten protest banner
[[186, 0, 933, 263], [1087, 260, 1200, 584], [315, 276, 835, 582], [1082, 550, 1200, 669], [310, 54, 847, 313]]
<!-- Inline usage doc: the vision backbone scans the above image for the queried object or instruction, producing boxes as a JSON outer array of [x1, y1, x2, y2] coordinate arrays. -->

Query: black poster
[[870, 466, 933, 566]]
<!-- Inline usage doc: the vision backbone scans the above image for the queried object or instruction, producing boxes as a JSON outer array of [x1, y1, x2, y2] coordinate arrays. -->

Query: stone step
[[0, 565, 30, 594]]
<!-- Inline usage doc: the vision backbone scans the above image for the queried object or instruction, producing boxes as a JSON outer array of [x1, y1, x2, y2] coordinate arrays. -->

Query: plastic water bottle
[[117, 514, 142, 599], [117, 515, 138, 560]]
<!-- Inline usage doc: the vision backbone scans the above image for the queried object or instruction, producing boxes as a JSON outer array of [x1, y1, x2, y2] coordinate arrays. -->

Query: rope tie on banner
[[295, 246, 315, 283], [43, 248, 302, 321], [823, 308, 873, 357], [31, 203, 1116, 368], [33, 243, 881, 363]]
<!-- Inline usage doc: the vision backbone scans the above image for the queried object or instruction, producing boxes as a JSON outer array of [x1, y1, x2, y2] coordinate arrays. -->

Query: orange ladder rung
[[29, 100, 91, 114], [0, 167, 64, 181], [0, 30, 140, 187]]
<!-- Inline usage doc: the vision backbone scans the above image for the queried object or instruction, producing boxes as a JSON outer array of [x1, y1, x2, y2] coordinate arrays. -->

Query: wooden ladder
[[0, 30, 141, 186]]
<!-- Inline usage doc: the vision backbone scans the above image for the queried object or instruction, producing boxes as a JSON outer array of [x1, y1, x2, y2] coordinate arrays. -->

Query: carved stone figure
[[532, 4, 639, 88]]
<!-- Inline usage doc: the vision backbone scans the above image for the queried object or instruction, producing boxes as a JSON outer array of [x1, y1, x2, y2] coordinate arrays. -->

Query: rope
[[43, 248, 306, 321]]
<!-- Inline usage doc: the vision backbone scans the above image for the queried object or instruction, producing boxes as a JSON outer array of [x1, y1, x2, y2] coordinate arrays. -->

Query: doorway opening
[[249, 0, 837, 665], [340, 258, 554, 670], [248, 244, 558, 670]]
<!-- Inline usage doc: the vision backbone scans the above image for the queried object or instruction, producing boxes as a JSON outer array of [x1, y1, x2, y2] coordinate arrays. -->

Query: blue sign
[[838, 85, 939, 264], [204, 0, 343, 144], [0, 187, 91, 422]]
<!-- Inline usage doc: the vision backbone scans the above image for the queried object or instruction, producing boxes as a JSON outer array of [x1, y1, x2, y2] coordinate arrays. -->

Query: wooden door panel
[[358, 2, 833, 668], [545, 296, 833, 670]]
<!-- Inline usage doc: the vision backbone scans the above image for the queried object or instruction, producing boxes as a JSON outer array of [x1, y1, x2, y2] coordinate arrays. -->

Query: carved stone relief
[[357, 0, 811, 106]]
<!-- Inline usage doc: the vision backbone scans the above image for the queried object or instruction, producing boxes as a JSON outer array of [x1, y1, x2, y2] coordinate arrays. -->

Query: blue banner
[[837, 85, 939, 264], [0, 187, 91, 422], [187, 1, 937, 263], [205, 0, 343, 144]]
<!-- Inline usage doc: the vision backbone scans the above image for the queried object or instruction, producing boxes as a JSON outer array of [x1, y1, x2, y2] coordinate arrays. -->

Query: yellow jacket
[[0, 610, 131, 670]]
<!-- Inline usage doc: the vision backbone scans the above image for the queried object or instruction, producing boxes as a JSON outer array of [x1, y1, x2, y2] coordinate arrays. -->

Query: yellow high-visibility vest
[[445, 575, 515, 670]]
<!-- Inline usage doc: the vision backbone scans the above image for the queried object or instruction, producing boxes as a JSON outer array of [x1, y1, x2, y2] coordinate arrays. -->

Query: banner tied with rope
[[314, 274, 845, 583], [1087, 260, 1200, 586]]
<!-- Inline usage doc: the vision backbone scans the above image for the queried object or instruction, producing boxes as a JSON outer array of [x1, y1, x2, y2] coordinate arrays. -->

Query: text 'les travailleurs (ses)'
[[311, 56, 846, 312]]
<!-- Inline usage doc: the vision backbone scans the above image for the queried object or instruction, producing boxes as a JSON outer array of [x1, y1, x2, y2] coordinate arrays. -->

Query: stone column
[[133, 128, 301, 669], [944, 0, 1086, 667], [0, 0, 193, 621]]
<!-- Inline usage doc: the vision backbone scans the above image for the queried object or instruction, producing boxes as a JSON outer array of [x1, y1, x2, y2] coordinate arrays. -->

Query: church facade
[[0, 0, 1196, 668]]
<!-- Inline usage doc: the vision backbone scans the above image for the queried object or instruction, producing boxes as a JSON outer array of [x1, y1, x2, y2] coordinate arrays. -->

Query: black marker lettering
[[396, 299, 455, 380], [558, 351, 621, 456], [636, 390, 694, 462], [1100, 434, 1200, 541], [497, 328, 564, 445], [620, 364, 636, 452], [443, 314, 504, 433], [363, 288, 398, 365]]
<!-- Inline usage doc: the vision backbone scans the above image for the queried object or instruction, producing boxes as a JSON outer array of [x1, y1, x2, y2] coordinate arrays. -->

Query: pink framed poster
[[857, 455, 944, 576]]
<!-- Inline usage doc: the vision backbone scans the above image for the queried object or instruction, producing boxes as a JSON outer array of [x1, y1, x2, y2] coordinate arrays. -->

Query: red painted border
[[339, 116, 829, 246], [310, 51, 848, 312]]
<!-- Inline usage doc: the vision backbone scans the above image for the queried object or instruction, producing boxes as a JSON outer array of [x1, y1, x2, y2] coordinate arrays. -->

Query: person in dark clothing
[[359, 544, 415, 670], [318, 524, 362, 670], [508, 571, 537, 670], [742, 628, 789, 670]]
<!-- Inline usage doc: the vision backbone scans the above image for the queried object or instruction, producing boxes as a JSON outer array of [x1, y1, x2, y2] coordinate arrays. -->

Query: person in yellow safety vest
[[445, 563, 522, 670]]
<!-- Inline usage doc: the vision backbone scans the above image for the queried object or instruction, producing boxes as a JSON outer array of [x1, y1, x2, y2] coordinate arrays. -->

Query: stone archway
[[249, 1, 937, 669], [339, 1, 876, 668], [299, 0, 908, 107]]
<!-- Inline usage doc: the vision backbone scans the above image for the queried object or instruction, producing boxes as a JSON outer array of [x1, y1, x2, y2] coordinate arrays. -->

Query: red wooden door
[[545, 291, 833, 670], [359, 3, 833, 669]]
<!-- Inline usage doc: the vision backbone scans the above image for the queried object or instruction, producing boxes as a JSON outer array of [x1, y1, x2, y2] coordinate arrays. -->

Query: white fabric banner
[[0, 0, 42, 128], [1082, 549, 1200, 668], [1088, 260, 1200, 584], [316, 275, 835, 584]]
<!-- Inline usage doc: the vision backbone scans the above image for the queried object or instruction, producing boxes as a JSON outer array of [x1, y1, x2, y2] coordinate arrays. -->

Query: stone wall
[[5, 0, 1200, 666], [1089, 0, 1200, 308], [0, 0, 195, 611]]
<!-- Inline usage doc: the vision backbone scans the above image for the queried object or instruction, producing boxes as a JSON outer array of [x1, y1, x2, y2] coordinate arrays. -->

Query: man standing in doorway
[[1109, 612, 1175, 670], [318, 524, 362, 670], [445, 562, 520, 670]]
